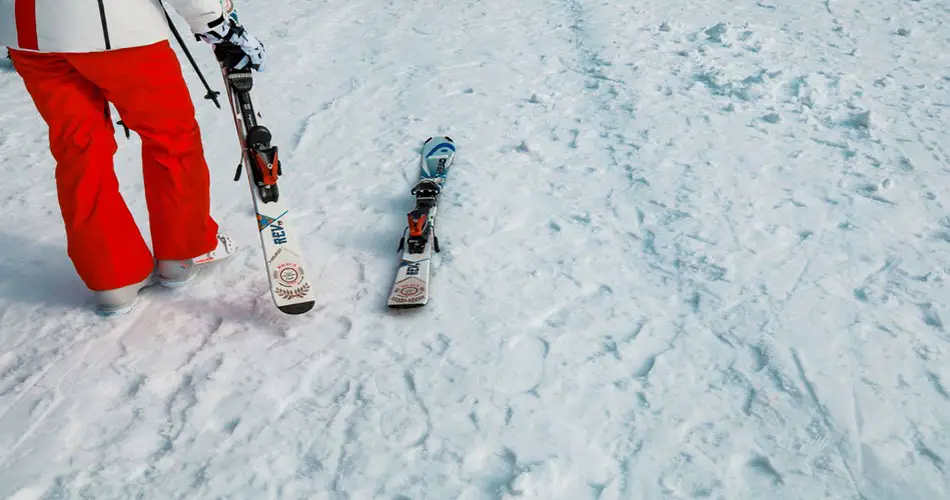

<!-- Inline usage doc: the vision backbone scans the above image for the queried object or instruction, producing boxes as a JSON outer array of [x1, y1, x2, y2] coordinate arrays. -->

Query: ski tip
[[425, 135, 453, 144], [279, 301, 316, 315], [422, 138, 456, 161]]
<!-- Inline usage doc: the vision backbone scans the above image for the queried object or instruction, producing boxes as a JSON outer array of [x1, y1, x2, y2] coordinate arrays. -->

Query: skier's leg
[[8, 49, 155, 293], [65, 41, 220, 267]]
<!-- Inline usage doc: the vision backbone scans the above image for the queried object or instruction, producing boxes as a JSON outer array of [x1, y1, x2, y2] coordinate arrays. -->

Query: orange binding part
[[408, 213, 428, 237], [253, 149, 280, 186]]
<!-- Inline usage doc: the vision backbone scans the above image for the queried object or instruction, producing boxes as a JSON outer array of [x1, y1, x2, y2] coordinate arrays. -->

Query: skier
[[0, 0, 266, 315]]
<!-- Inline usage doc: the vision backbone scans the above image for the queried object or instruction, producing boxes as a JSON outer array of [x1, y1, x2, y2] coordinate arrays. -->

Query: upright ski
[[215, 44, 316, 315], [388, 136, 456, 308]]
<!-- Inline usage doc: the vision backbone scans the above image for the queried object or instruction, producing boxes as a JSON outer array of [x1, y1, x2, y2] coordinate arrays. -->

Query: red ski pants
[[10, 41, 219, 291]]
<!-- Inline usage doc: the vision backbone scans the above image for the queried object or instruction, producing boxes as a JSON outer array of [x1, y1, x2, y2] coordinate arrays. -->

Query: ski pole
[[161, 4, 222, 109]]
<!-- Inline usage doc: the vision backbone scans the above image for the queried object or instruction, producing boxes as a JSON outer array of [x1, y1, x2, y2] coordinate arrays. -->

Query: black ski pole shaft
[[162, 5, 221, 108]]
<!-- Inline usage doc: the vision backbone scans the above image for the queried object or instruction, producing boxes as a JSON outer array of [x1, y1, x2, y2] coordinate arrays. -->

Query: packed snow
[[2, 0, 950, 498]]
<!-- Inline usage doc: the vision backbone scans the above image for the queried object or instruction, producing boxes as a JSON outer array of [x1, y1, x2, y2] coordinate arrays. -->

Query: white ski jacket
[[0, 0, 228, 53]]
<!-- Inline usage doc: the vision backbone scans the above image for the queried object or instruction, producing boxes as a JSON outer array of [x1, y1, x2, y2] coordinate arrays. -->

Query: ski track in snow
[[1, 0, 950, 498]]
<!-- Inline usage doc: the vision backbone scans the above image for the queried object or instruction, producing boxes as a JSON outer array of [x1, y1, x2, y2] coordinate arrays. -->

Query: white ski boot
[[158, 233, 239, 287], [94, 274, 157, 317], [94, 234, 238, 316]]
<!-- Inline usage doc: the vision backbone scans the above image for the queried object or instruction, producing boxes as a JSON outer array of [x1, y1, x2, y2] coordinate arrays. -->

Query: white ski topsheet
[[222, 69, 317, 315], [387, 235, 433, 307], [254, 198, 316, 312], [387, 136, 455, 308], [1, 0, 950, 498]]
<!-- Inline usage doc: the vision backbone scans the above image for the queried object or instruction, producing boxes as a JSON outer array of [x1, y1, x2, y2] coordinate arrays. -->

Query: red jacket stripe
[[15, 0, 39, 50]]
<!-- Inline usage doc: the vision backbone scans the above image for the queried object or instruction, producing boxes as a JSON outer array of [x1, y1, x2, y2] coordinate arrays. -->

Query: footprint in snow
[[372, 367, 430, 449], [490, 336, 549, 396]]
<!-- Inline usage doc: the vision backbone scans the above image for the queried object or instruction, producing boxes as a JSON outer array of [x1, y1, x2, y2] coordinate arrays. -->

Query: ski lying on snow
[[387, 136, 456, 309], [215, 45, 316, 315]]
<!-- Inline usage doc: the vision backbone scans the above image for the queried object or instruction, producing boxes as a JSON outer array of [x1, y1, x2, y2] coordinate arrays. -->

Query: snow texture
[[2, 0, 950, 498]]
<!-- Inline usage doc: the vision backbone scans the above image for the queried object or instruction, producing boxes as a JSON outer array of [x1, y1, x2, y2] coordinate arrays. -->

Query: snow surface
[[2, 0, 950, 498]]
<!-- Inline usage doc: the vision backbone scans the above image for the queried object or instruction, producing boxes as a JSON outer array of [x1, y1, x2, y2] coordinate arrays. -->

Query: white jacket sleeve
[[161, 0, 228, 34]]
